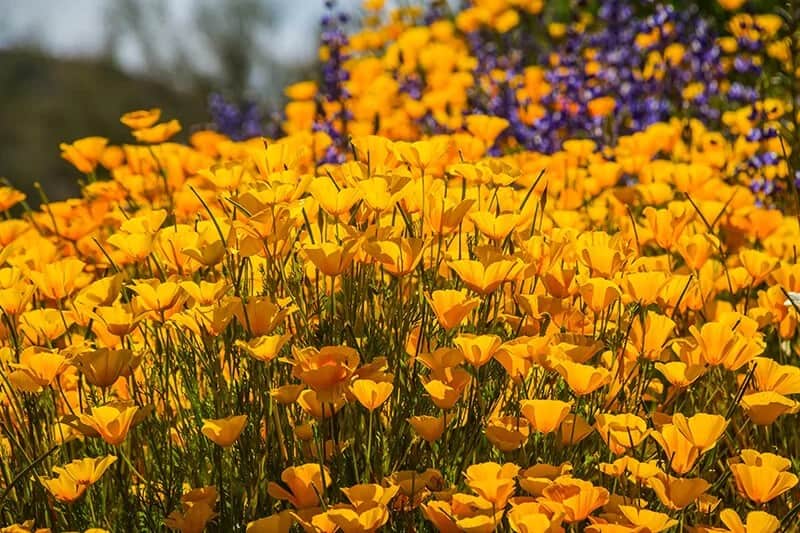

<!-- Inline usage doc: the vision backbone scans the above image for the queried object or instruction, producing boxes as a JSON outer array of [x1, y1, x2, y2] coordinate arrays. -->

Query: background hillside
[[0, 49, 209, 201]]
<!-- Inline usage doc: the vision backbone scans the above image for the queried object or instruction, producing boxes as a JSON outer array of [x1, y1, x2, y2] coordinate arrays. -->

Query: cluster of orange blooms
[[0, 95, 797, 532]]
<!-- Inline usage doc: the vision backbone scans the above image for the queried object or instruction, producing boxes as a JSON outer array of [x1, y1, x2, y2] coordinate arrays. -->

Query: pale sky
[[0, 0, 360, 80]]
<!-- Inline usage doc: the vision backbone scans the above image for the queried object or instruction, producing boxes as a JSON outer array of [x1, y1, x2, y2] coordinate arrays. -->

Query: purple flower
[[208, 93, 265, 141]]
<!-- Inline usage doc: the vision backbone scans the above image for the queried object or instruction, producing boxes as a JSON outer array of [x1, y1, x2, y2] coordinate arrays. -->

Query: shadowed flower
[[408, 415, 447, 443], [541, 478, 609, 523], [201, 415, 248, 447], [647, 473, 710, 510], [485, 416, 530, 452], [268, 464, 331, 509], [595, 413, 649, 456]]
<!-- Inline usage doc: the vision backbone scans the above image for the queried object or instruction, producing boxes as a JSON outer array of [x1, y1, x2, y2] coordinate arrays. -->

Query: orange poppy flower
[[246, 510, 295, 533], [464, 462, 520, 509], [739, 249, 778, 285], [394, 138, 451, 172], [421, 500, 461, 533], [422, 378, 464, 409], [364, 237, 426, 277], [74, 348, 139, 388], [408, 415, 447, 443], [642, 203, 693, 250], [350, 379, 393, 411], [74, 402, 140, 445], [555, 360, 611, 396], [453, 333, 502, 368], [676, 233, 718, 271], [356, 177, 406, 214], [131, 280, 184, 314], [303, 241, 359, 277], [132, 119, 182, 143], [340, 483, 399, 509], [448, 493, 505, 532], [647, 473, 709, 510], [427, 289, 481, 331], [493, 337, 540, 383], [465, 115, 509, 147], [688, 321, 737, 367], [7, 347, 69, 392], [579, 244, 626, 279], [423, 196, 475, 236], [201, 415, 248, 447], [51, 455, 117, 486], [595, 413, 649, 455], [671, 412, 727, 453], [650, 423, 700, 475], [518, 462, 573, 497], [39, 472, 87, 503], [621, 272, 668, 305], [290, 345, 360, 402], [268, 464, 331, 509], [627, 312, 675, 360], [579, 278, 622, 314], [351, 133, 396, 170], [718, 509, 779, 533], [238, 333, 292, 363], [469, 211, 520, 242], [541, 478, 609, 523], [520, 399, 572, 434], [327, 505, 390, 533], [730, 463, 798, 503], [752, 356, 800, 395], [93, 303, 143, 337], [448, 257, 524, 295], [60, 136, 108, 173], [120, 108, 161, 130], [165, 500, 217, 533], [28, 257, 86, 300], [654, 361, 705, 388], [297, 389, 345, 419], [308, 179, 362, 218], [740, 391, 798, 425], [0, 186, 26, 212], [617, 505, 677, 532], [560, 413, 595, 446], [235, 297, 288, 336], [484, 416, 530, 452]]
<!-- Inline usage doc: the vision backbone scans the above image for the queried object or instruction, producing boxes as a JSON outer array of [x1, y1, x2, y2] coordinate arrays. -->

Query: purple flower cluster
[[745, 116, 784, 203], [460, 0, 727, 153], [458, 21, 542, 150], [313, 0, 352, 164], [728, 20, 764, 105], [208, 93, 265, 141]]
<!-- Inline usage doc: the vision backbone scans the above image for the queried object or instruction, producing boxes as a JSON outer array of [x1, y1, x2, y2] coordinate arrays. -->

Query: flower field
[[3, 0, 800, 531]]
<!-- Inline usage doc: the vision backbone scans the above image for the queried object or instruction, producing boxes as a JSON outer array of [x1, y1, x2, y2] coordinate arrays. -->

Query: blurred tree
[[195, 0, 275, 96], [104, 0, 310, 104]]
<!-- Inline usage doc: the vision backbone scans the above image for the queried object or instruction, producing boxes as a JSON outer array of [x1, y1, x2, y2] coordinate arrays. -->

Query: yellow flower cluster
[[0, 104, 797, 531], [1, 0, 800, 530]]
